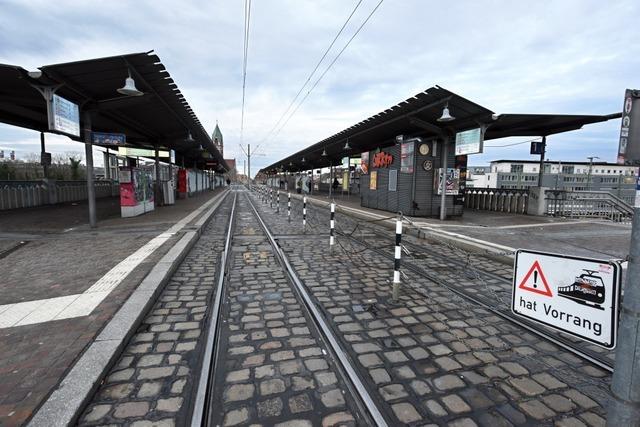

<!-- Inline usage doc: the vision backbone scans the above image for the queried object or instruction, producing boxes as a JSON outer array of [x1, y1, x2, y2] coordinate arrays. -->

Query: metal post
[[270, 187, 273, 208], [392, 212, 403, 302], [277, 190, 280, 213], [440, 136, 448, 221], [329, 164, 333, 198], [287, 192, 291, 222], [247, 143, 251, 187], [329, 201, 335, 252], [303, 196, 307, 232], [608, 200, 640, 424], [83, 112, 97, 228], [40, 132, 48, 179], [538, 135, 546, 187], [155, 146, 161, 207]]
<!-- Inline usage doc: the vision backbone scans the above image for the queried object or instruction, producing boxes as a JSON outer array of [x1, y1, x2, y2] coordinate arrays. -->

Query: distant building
[[224, 158, 237, 181], [468, 160, 637, 194], [212, 122, 223, 156]]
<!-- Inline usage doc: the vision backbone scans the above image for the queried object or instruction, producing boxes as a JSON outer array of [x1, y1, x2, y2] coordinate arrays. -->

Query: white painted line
[[0, 192, 226, 329]]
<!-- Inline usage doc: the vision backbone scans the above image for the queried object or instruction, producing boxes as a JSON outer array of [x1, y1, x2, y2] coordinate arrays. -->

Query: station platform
[[0, 189, 228, 426], [300, 191, 631, 261]]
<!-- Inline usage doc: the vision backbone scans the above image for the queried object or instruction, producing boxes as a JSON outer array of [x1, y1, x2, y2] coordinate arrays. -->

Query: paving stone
[[579, 412, 606, 427], [359, 353, 383, 367], [138, 381, 162, 398], [496, 403, 527, 425], [352, 343, 381, 353], [542, 393, 576, 412], [434, 374, 465, 391], [305, 358, 329, 371], [223, 407, 249, 426], [393, 365, 416, 379], [508, 377, 545, 396], [448, 417, 478, 427], [260, 378, 286, 395], [391, 402, 422, 423], [460, 388, 494, 410], [289, 393, 313, 414], [320, 389, 345, 408], [113, 401, 149, 418], [315, 371, 338, 387], [171, 378, 187, 394], [224, 383, 255, 402], [518, 399, 556, 420], [384, 350, 409, 363], [321, 412, 354, 427], [425, 399, 448, 417], [257, 397, 283, 418], [556, 417, 588, 427], [407, 347, 430, 360], [137, 354, 164, 367], [441, 394, 471, 414], [270, 350, 294, 361], [138, 366, 176, 380], [292, 376, 315, 391], [275, 420, 312, 427], [100, 383, 134, 399], [255, 364, 275, 379], [243, 354, 266, 366], [500, 362, 528, 376], [369, 368, 391, 385], [226, 369, 251, 382], [532, 372, 567, 389], [130, 419, 176, 427], [83, 404, 111, 422], [379, 384, 409, 401], [563, 389, 598, 409], [157, 397, 183, 412], [107, 368, 135, 382]]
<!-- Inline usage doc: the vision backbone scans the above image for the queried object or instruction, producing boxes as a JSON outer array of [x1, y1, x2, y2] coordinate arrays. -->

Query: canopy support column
[[83, 111, 97, 228]]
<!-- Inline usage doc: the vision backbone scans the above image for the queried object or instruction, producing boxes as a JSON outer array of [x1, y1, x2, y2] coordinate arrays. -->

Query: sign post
[[512, 249, 621, 349], [609, 88, 640, 425]]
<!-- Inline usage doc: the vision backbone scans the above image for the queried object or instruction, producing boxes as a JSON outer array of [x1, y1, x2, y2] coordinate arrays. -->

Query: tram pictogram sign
[[512, 249, 622, 349]]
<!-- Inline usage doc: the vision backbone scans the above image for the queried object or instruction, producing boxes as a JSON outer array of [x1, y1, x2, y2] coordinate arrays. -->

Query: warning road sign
[[512, 249, 622, 349], [518, 260, 552, 297]]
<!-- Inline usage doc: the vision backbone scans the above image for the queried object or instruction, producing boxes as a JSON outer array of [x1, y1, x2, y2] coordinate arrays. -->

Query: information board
[[50, 94, 80, 137], [369, 171, 377, 190], [435, 168, 460, 195], [455, 127, 483, 155], [92, 132, 126, 146], [512, 249, 622, 349], [400, 141, 415, 173]]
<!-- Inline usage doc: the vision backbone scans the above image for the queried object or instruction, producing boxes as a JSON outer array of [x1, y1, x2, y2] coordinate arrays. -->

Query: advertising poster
[[435, 168, 460, 195], [618, 89, 640, 164], [369, 171, 377, 190], [400, 141, 415, 173], [361, 152, 369, 174], [454, 155, 468, 205], [342, 171, 349, 191]]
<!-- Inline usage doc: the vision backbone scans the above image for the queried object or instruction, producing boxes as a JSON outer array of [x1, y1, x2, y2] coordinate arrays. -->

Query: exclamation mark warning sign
[[518, 260, 553, 297]]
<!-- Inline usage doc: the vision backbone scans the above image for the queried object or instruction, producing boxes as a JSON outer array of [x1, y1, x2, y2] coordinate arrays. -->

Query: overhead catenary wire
[[254, 0, 364, 154], [240, 0, 252, 147], [262, 0, 385, 151]]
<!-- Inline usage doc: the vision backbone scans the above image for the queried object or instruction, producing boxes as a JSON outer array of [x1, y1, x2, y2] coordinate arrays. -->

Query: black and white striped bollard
[[329, 201, 335, 252], [287, 192, 291, 222], [303, 196, 307, 231], [277, 190, 280, 213], [392, 212, 403, 302], [270, 188, 273, 208]]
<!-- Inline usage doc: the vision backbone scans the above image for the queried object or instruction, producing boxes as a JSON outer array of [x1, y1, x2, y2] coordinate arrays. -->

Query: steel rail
[[245, 190, 390, 427], [336, 228, 614, 373], [190, 192, 238, 427]]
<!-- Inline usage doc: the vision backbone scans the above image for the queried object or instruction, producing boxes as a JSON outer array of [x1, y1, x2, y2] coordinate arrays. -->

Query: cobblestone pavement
[[250, 188, 611, 426], [77, 194, 234, 426], [0, 190, 224, 427], [208, 192, 360, 427], [269, 191, 616, 368]]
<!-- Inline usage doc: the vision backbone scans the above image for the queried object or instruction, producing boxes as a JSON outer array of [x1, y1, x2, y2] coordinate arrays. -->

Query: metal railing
[[545, 190, 633, 222], [465, 188, 530, 214], [0, 180, 119, 211]]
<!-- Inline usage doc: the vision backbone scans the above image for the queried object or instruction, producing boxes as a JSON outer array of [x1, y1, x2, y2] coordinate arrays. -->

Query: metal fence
[[465, 188, 530, 214], [0, 180, 119, 211], [545, 190, 633, 222]]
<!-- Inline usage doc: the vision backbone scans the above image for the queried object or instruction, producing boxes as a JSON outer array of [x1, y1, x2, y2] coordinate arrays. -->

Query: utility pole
[[537, 136, 546, 187], [247, 143, 251, 184]]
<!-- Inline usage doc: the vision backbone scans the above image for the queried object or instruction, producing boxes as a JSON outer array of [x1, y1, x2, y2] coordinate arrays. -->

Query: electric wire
[[254, 0, 364, 155], [240, 0, 252, 148]]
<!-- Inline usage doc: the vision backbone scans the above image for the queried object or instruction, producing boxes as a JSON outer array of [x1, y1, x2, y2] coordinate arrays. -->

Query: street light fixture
[[587, 156, 600, 191], [437, 103, 455, 122], [117, 69, 144, 97]]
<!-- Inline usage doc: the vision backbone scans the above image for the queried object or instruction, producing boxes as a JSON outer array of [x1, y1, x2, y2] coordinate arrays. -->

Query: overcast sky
[[0, 0, 638, 172]]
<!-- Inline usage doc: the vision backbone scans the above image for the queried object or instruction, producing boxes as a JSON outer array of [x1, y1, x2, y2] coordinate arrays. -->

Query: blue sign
[[92, 132, 126, 146]]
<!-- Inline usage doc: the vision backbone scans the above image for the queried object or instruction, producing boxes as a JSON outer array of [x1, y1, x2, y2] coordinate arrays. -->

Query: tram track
[[191, 188, 389, 426], [264, 188, 614, 373]]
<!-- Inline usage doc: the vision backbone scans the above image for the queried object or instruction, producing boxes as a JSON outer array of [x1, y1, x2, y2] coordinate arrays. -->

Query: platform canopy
[[0, 51, 228, 172], [260, 86, 620, 174]]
